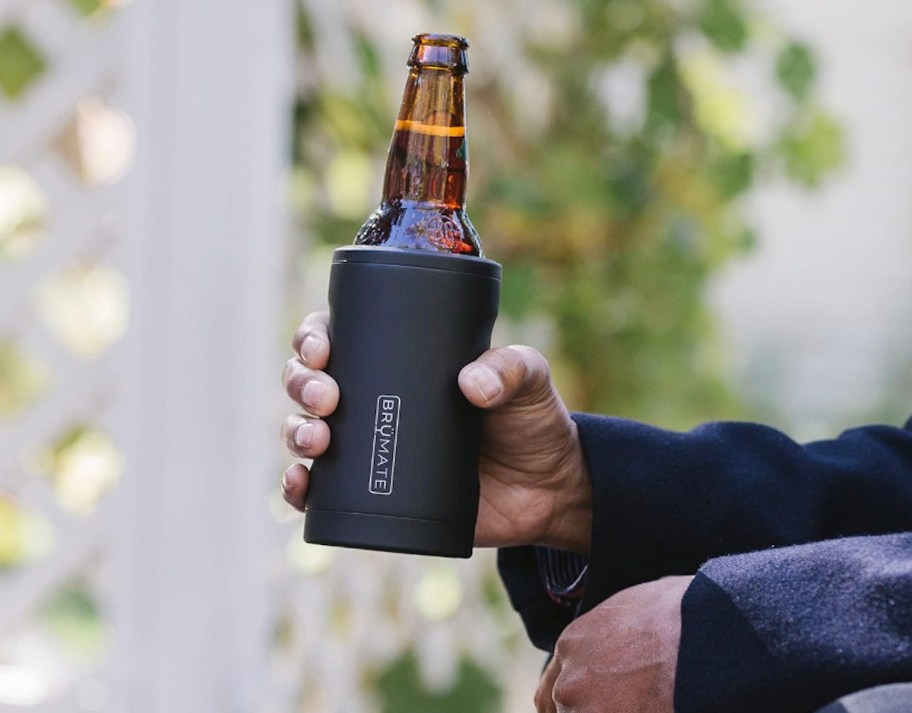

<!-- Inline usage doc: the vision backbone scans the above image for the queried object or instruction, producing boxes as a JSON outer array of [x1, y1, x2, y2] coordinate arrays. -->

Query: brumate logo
[[369, 395, 400, 495]]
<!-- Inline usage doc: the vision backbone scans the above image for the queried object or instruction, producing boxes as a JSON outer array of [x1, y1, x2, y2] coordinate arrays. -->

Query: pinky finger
[[282, 462, 310, 512]]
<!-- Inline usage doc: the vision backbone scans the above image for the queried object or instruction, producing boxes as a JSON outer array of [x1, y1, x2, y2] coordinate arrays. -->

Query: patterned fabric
[[534, 547, 588, 606]]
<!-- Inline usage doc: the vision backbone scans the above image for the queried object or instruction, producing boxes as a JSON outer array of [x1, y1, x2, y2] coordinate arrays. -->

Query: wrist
[[539, 421, 592, 554]]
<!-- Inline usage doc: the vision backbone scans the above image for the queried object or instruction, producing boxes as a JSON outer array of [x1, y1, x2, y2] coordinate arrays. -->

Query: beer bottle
[[356, 33, 482, 256]]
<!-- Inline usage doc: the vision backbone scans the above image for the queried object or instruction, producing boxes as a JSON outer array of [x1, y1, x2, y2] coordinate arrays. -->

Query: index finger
[[292, 311, 330, 369], [534, 655, 560, 713]]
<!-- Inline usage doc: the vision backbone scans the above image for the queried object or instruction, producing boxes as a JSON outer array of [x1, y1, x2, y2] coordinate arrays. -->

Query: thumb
[[458, 345, 551, 410]]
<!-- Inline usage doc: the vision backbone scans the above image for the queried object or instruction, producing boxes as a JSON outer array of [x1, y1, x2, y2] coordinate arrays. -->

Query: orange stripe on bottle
[[394, 119, 466, 137]]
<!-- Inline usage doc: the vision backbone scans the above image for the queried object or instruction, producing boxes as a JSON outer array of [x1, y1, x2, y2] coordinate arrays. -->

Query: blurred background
[[0, 0, 910, 711]]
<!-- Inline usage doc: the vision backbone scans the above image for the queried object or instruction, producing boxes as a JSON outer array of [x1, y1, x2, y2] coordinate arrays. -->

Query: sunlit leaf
[[31, 426, 123, 515], [52, 97, 135, 188], [0, 166, 47, 261], [325, 150, 375, 219], [0, 340, 50, 420], [779, 109, 845, 188], [414, 563, 462, 621], [680, 51, 753, 150], [0, 496, 55, 570], [286, 535, 334, 575], [34, 263, 130, 358]]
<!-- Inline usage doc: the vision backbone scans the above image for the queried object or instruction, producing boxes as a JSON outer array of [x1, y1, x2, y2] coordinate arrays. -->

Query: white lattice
[[0, 0, 130, 709], [2, 1, 547, 711]]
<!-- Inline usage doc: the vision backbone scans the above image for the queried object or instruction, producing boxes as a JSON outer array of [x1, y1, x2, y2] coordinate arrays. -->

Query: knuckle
[[555, 629, 580, 659], [551, 676, 574, 709], [507, 344, 550, 386], [486, 346, 528, 386], [281, 358, 300, 386], [291, 326, 308, 355], [282, 415, 303, 449], [296, 312, 330, 351]]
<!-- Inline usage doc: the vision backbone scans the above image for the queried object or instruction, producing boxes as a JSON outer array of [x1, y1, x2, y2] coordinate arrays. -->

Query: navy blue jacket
[[498, 413, 912, 712]]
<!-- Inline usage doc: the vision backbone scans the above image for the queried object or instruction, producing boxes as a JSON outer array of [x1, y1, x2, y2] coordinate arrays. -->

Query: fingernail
[[301, 380, 326, 410], [282, 467, 293, 492], [295, 422, 314, 449], [467, 365, 503, 404], [301, 334, 322, 366]]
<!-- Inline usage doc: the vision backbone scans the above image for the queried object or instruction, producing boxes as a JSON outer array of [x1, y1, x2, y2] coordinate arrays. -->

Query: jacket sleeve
[[573, 412, 912, 612], [675, 533, 912, 713], [498, 413, 912, 652]]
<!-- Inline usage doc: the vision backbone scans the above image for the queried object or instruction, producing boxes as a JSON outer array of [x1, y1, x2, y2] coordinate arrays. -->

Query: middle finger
[[283, 358, 340, 417]]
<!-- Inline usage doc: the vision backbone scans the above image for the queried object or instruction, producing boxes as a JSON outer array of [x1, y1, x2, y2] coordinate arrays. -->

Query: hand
[[281, 311, 592, 552], [535, 576, 693, 713]]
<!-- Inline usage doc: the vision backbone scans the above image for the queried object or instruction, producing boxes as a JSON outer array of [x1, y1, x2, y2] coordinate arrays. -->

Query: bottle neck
[[381, 67, 468, 209]]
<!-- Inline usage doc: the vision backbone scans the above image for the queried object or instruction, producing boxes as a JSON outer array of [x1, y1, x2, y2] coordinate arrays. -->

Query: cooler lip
[[332, 245, 502, 280]]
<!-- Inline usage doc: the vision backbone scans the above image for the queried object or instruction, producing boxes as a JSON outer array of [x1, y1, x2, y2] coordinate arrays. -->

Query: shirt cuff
[[534, 546, 589, 606]]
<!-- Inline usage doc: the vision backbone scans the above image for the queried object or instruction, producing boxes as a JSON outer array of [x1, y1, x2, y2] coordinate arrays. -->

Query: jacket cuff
[[497, 546, 575, 652], [571, 412, 712, 613]]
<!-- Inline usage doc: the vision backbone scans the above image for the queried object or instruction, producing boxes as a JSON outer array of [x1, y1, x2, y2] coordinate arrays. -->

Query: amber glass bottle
[[355, 33, 482, 256], [304, 34, 500, 558]]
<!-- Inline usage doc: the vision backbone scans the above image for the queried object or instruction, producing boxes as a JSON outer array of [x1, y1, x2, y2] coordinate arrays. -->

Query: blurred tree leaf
[[69, 0, 103, 17], [0, 26, 46, 100], [647, 56, 685, 129], [698, 0, 749, 53], [776, 41, 816, 102], [354, 31, 383, 82], [779, 109, 845, 187], [39, 582, 108, 662], [498, 260, 541, 319], [711, 151, 754, 198], [0, 496, 55, 569], [292, 0, 844, 425], [375, 649, 500, 713], [296, 2, 315, 50], [0, 339, 50, 419]]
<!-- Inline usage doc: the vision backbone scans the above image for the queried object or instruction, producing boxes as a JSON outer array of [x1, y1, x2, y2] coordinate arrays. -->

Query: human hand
[[281, 311, 592, 552], [534, 576, 693, 713]]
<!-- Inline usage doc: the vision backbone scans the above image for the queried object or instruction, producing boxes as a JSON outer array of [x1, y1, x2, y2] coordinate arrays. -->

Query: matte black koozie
[[304, 246, 501, 557]]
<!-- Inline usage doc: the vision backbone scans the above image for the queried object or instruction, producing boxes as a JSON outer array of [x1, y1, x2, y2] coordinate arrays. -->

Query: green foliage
[[39, 582, 109, 662], [69, 0, 104, 17], [699, 0, 749, 53], [0, 339, 49, 419], [374, 649, 501, 713], [776, 41, 816, 102], [778, 108, 845, 188], [291, 1, 843, 428], [0, 26, 46, 100]]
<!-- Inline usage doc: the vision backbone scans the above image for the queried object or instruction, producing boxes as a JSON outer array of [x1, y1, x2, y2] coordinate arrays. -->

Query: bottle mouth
[[409, 33, 469, 73], [412, 33, 469, 49]]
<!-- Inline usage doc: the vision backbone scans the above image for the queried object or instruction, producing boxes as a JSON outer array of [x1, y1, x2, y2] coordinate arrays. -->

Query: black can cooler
[[304, 246, 502, 558]]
